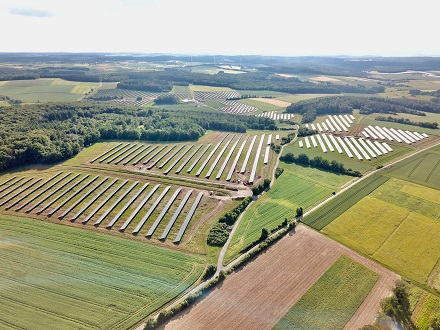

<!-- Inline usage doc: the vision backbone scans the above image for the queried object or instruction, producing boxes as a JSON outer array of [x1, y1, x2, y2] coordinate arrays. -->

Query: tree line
[[0, 102, 275, 171], [280, 152, 362, 177], [375, 115, 438, 129]]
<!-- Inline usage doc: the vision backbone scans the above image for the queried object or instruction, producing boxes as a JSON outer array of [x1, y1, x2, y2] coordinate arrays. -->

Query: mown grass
[[273, 255, 379, 330], [0, 215, 205, 329], [323, 178, 440, 286]]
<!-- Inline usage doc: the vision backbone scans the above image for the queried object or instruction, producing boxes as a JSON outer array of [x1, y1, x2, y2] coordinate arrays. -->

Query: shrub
[[275, 167, 284, 179], [202, 265, 217, 281], [207, 223, 229, 246]]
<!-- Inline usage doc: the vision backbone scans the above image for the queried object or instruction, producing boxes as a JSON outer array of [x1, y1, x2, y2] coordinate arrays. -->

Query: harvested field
[[164, 225, 398, 330]]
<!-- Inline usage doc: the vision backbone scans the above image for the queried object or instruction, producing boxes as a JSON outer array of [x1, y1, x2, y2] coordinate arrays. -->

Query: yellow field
[[322, 178, 440, 286], [0, 81, 8, 86], [50, 78, 77, 85], [322, 197, 409, 255], [70, 85, 95, 94], [400, 182, 440, 205], [250, 97, 291, 107], [373, 212, 440, 284]]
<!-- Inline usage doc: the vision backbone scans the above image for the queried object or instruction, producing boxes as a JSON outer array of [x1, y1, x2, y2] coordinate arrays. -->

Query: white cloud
[[9, 7, 53, 17]]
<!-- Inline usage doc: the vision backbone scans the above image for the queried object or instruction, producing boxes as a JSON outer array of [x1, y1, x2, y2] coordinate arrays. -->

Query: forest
[[0, 102, 274, 171]]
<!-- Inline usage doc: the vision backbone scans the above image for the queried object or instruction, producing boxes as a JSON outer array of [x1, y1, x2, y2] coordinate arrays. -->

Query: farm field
[[302, 174, 390, 230], [0, 215, 205, 330], [322, 178, 440, 288], [164, 225, 398, 330], [0, 78, 104, 102], [240, 98, 285, 112], [409, 285, 440, 330], [236, 90, 289, 97], [188, 84, 235, 92], [273, 255, 379, 330], [276, 93, 334, 103], [383, 144, 440, 190], [364, 111, 440, 126], [225, 162, 353, 261]]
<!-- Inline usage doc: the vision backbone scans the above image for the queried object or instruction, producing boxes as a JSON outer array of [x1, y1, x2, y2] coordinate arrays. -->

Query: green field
[[170, 85, 191, 96], [225, 163, 352, 261], [0, 215, 204, 329], [273, 255, 379, 330], [276, 93, 334, 103], [289, 136, 414, 174], [188, 84, 234, 92], [383, 146, 440, 190], [358, 114, 440, 137], [0, 78, 102, 103], [303, 174, 389, 230], [236, 90, 289, 97], [323, 178, 440, 287], [239, 98, 284, 112]]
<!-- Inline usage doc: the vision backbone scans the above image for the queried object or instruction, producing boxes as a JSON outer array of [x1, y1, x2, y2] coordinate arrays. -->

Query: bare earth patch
[[164, 225, 398, 330], [250, 97, 291, 107]]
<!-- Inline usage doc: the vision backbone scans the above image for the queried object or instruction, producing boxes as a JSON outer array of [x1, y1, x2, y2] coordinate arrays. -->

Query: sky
[[0, 0, 438, 56]]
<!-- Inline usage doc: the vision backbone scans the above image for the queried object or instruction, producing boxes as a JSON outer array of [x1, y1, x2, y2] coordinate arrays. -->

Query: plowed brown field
[[164, 225, 399, 330]]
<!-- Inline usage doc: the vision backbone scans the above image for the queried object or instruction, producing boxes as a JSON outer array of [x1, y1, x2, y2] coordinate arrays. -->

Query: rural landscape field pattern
[[0, 54, 440, 330]]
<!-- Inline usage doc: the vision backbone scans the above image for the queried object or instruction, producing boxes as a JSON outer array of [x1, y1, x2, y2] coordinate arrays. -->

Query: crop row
[[0, 215, 205, 329]]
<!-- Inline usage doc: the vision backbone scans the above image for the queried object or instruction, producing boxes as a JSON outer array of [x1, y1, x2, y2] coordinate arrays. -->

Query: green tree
[[260, 228, 269, 241]]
